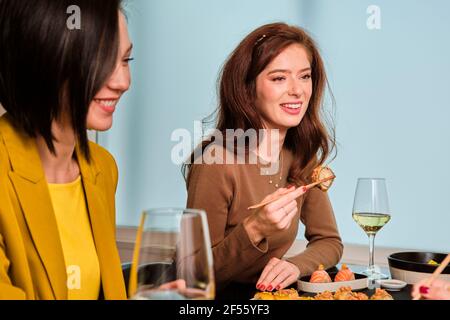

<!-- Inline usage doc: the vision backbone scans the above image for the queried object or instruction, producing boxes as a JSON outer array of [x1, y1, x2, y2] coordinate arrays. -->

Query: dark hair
[[184, 22, 336, 184], [0, 0, 122, 160]]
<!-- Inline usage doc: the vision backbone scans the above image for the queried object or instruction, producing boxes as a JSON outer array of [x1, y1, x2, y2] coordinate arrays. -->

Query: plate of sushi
[[298, 264, 368, 293]]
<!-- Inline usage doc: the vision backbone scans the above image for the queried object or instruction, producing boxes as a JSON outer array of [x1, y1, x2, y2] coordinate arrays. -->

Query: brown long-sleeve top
[[186, 147, 343, 289]]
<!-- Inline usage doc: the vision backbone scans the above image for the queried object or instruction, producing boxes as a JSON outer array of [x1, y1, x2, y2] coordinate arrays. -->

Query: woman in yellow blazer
[[0, 0, 132, 299]]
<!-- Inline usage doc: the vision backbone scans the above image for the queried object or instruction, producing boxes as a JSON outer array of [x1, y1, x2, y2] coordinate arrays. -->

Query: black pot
[[388, 252, 450, 274]]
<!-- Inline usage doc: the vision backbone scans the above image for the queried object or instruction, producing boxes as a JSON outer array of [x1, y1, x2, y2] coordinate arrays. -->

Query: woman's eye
[[272, 77, 285, 82], [123, 57, 134, 64], [301, 74, 311, 80]]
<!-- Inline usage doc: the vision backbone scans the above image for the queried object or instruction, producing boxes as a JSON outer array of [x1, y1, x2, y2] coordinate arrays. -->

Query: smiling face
[[255, 44, 312, 133], [86, 12, 132, 131]]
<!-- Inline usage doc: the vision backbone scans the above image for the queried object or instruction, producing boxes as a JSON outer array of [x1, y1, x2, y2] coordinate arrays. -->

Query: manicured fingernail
[[267, 285, 273, 291], [260, 285, 266, 291], [419, 286, 429, 294], [256, 284, 261, 290], [276, 285, 281, 290]]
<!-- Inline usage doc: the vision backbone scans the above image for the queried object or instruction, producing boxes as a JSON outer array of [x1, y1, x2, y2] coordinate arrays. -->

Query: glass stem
[[368, 233, 375, 271]]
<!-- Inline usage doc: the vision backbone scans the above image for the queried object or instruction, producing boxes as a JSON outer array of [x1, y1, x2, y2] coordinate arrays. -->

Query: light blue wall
[[299, 0, 450, 252], [101, 0, 450, 252]]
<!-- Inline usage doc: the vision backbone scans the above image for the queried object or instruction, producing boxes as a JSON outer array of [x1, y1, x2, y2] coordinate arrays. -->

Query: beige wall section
[[115, 226, 177, 265], [283, 240, 409, 268], [116, 226, 139, 264], [116, 227, 411, 268]]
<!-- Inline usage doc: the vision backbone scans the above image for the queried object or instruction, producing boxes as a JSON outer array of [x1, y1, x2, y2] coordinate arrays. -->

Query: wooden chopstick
[[412, 253, 450, 300], [247, 175, 335, 210], [128, 212, 146, 299]]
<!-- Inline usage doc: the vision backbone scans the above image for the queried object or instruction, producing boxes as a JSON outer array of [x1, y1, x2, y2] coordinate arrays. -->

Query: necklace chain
[[258, 151, 283, 188]]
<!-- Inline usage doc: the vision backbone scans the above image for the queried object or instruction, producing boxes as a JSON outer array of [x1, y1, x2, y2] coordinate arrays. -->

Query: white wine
[[352, 212, 391, 235]]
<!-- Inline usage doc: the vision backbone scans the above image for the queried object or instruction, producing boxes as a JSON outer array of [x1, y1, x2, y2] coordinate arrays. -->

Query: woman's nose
[[288, 80, 303, 97], [107, 64, 131, 92]]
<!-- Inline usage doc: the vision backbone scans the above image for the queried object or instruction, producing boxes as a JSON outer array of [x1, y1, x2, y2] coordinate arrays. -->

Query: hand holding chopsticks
[[247, 175, 336, 210], [243, 174, 336, 245], [412, 253, 450, 300], [243, 186, 304, 244]]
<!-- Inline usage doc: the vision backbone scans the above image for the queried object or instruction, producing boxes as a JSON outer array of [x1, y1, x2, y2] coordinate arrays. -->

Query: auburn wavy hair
[[184, 22, 336, 185]]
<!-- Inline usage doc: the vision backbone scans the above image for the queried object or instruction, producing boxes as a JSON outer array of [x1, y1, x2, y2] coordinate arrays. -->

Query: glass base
[[361, 265, 389, 280], [361, 266, 389, 289], [361, 270, 389, 280]]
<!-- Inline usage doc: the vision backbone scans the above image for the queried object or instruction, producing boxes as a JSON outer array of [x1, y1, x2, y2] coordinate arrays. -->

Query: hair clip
[[254, 34, 267, 46]]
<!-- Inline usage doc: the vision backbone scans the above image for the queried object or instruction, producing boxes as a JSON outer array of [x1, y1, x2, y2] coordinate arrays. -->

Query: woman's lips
[[280, 103, 302, 115], [94, 99, 118, 113]]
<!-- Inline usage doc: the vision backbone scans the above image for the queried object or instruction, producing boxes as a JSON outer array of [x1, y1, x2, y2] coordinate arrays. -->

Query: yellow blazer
[[0, 114, 126, 299]]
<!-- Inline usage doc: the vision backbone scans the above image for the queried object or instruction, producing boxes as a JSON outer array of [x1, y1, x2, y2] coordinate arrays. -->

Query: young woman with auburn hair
[[185, 22, 343, 298]]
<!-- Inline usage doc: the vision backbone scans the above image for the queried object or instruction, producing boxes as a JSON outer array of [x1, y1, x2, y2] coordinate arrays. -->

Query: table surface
[[216, 263, 413, 300]]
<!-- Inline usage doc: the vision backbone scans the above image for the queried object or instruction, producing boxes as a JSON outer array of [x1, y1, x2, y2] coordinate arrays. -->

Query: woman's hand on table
[[158, 279, 187, 291], [412, 278, 450, 300], [256, 257, 300, 291], [244, 186, 305, 245], [158, 279, 207, 298]]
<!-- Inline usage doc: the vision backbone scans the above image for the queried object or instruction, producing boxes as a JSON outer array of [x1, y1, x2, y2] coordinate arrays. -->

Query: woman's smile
[[93, 98, 119, 114], [280, 101, 303, 115]]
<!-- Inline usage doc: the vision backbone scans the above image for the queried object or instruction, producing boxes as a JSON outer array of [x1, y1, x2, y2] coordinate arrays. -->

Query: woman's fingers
[[256, 259, 300, 292], [412, 278, 450, 300], [427, 285, 450, 300], [276, 273, 299, 290], [411, 280, 425, 299], [251, 187, 300, 241], [268, 268, 292, 290], [258, 185, 296, 207], [266, 186, 306, 212], [276, 201, 298, 227], [412, 278, 436, 299], [282, 199, 297, 213], [158, 279, 187, 291], [260, 200, 298, 233], [269, 262, 300, 290], [262, 187, 291, 202], [264, 193, 298, 222], [256, 258, 280, 290]]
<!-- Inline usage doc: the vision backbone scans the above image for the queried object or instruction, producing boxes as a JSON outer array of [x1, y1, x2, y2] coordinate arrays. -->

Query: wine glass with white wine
[[352, 178, 391, 283]]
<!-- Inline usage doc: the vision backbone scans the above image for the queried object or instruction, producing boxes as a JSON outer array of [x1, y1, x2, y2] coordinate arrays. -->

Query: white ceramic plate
[[377, 279, 407, 290], [389, 266, 450, 285], [297, 273, 368, 293]]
